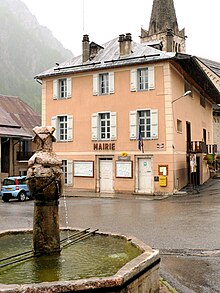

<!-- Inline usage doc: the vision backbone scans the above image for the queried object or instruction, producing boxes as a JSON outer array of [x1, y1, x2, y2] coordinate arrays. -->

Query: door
[[99, 159, 113, 193], [186, 121, 191, 152], [138, 158, 153, 193]]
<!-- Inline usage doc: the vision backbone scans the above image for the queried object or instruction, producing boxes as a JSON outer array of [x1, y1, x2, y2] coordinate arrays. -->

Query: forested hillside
[[0, 0, 73, 113]]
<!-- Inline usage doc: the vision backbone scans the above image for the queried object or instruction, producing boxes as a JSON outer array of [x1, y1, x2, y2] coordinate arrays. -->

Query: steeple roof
[[148, 0, 179, 35]]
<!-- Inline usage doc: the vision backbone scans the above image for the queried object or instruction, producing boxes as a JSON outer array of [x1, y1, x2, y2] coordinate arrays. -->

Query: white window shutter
[[67, 77, 72, 98], [67, 160, 73, 185], [91, 113, 98, 140], [151, 109, 158, 139], [53, 79, 58, 99], [130, 69, 137, 92], [148, 66, 155, 90], [93, 74, 99, 96], [109, 72, 115, 94], [67, 115, 73, 141], [129, 111, 137, 139], [51, 116, 57, 140], [110, 112, 117, 140]]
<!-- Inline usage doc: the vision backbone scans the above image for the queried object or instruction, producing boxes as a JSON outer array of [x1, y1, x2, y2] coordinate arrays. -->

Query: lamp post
[[172, 91, 192, 193]]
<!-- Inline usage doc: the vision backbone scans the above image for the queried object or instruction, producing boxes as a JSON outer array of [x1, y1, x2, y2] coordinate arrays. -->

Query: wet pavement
[[0, 178, 220, 292]]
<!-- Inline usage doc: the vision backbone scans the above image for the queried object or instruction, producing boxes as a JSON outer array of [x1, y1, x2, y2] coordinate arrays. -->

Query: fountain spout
[[27, 126, 63, 255]]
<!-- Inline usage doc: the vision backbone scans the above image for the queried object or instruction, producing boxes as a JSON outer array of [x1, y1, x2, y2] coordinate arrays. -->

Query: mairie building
[[35, 35, 220, 196], [35, 0, 220, 196]]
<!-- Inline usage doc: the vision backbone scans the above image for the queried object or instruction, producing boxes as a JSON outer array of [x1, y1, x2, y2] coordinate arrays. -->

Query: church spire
[[140, 0, 186, 53]]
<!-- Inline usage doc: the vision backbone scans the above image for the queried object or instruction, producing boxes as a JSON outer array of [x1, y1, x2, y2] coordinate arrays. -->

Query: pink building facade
[[36, 35, 220, 196]]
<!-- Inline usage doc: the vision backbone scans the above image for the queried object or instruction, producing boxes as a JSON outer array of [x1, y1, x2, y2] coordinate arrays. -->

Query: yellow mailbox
[[159, 176, 167, 187]]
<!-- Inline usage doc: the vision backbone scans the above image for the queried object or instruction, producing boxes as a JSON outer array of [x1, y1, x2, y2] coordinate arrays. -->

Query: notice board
[[73, 161, 94, 177]]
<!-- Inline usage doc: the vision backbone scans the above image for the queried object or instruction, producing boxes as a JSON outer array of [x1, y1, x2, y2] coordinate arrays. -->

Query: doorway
[[99, 158, 113, 193], [137, 158, 153, 194]]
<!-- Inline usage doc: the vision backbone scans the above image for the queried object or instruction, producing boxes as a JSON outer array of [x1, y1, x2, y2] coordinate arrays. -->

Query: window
[[100, 113, 110, 139], [91, 112, 117, 140], [99, 73, 109, 95], [138, 68, 149, 91], [130, 66, 154, 92], [61, 160, 68, 184], [53, 78, 72, 99], [93, 72, 114, 95], [51, 115, 73, 142], [58, 116, 68, 141], [138, 110, 151, 139], [59, 79, 67, 98], [61, 160, 73, 185], [129, 109, 158, 140], [177, 119, 182, 133]]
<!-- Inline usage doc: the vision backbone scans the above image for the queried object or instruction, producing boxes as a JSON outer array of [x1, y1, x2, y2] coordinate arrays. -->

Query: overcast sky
[[22, 0, 220, 62]]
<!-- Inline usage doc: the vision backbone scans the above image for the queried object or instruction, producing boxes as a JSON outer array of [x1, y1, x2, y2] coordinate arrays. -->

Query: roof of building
[[35, 37, 220, 104], [35, 37, 174, 79], [198, 57, 220, 78], [0, 95, 41, 139]]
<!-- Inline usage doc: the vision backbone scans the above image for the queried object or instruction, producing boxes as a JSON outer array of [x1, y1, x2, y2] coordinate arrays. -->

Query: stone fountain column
[[27, 126, 63, 255]]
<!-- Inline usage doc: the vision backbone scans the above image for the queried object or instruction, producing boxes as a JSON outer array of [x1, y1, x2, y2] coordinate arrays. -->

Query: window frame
[[129, 109, 158, 140], [99, 73, 109, 95], [99, 112, 111, 140], [137, 68, 149, 91], [91, 111, 117, 141], [59, 78, 67, 98], [138, 110, 151, 139], [58, 115, 68, 141]]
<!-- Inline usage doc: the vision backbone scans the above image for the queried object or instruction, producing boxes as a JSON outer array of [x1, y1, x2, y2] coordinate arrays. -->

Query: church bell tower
[[140, 0, 186, 53]]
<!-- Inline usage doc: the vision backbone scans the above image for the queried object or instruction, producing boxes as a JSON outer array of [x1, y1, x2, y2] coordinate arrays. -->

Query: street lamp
[[172, 90, 192, 193], [172, 90, 191, 104]]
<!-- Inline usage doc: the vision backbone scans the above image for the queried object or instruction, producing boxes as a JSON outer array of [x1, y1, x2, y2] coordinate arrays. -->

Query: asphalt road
[[0, 179, 220, 292]]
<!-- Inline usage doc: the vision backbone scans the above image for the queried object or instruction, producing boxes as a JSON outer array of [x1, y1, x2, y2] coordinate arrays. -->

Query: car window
[[3, 179, 16, 186], [18, 178, 26, 184]]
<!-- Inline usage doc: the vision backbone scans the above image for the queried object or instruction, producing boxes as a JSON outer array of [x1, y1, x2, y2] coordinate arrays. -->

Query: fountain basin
[[0, 229, 160, 293]]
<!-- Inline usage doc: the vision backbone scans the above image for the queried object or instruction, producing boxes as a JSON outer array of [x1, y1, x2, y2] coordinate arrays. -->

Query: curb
[[160, 278, 179, 293]]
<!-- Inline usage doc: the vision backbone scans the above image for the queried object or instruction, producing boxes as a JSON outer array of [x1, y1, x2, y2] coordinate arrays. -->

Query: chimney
[[119, 33, 132, 57], [82, 34, 90, 63]]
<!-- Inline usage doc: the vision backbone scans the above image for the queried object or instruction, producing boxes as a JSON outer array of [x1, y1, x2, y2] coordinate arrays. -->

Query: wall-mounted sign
[[116, 161, 133, 178], [158, 165, 168, 176], [93, 143, 115, 151], [157, 143, 165, 149], [74, 161, 94, 177]]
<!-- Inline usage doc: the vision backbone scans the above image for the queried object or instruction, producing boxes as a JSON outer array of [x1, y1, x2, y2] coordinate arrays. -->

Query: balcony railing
[[187, 141, 217, 154], [16, 152, 34, 161]]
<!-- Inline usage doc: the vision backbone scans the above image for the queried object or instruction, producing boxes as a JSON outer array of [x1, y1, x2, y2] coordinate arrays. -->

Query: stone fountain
[[26, 126, 62, 256], [0, 126, 161, 293]]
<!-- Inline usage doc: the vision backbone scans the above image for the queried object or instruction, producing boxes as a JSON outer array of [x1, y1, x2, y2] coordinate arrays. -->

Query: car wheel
[[18, 191, 26, 202], [2, 197, 9, 202]]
